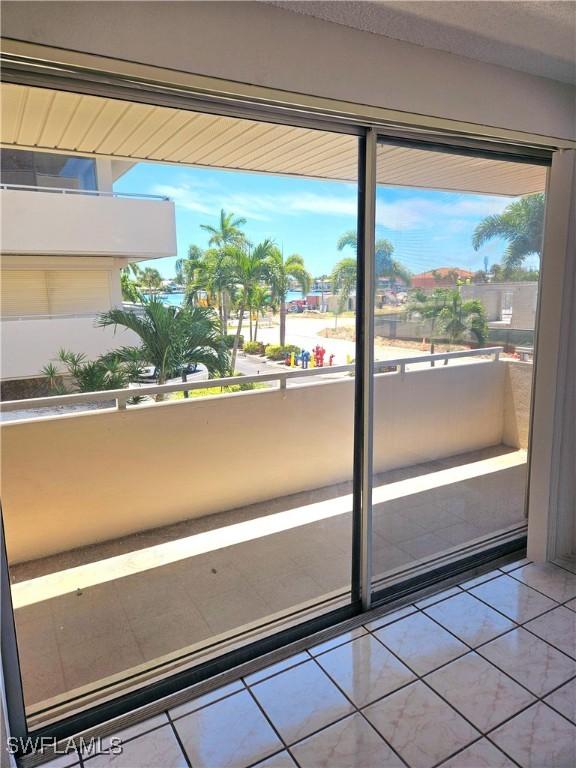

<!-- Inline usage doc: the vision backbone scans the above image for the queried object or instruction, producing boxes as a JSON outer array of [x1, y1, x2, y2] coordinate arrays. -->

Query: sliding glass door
[[0, 81, 363, 729], [0, 69, 553, 741], [370, 138, 548, 599]]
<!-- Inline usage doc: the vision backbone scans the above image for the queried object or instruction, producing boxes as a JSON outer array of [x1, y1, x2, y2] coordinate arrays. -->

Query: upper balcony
[[0, 184, 177, 260]]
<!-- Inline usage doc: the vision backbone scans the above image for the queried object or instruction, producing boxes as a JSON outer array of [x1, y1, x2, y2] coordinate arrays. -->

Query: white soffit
[[1, 84, 547, 195]]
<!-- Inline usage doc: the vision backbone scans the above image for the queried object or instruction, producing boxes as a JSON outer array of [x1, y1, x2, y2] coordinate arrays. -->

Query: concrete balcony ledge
[[0, 186, 176, 258]]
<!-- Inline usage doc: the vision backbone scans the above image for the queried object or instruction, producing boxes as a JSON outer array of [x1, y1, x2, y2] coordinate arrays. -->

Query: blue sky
[[114, 163, 528, 279]]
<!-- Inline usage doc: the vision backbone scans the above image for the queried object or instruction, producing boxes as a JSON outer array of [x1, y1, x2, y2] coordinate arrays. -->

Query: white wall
[[0, 189, 176, 258], [1, 361, 507, 562], [1, 2, 574, 140], [1, 316, 139, 380]]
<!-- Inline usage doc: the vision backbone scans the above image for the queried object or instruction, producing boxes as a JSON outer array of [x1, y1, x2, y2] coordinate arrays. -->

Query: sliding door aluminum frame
[[0, 56, 554, 749]]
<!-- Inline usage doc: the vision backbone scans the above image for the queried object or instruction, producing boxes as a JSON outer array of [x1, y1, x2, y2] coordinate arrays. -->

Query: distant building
[[412, 267, 474, 290], [0, 149, 177, 396]]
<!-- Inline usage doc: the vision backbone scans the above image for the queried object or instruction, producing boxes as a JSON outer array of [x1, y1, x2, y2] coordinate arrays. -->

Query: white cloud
[[376, 195, 512, 231], [153, 181, 358, 221]]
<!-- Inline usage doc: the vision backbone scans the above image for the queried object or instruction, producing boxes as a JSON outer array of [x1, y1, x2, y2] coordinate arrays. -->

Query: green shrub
[[264, 344, 301, 361], [225, 334, 243, 349], [243, 341, 265, 355]]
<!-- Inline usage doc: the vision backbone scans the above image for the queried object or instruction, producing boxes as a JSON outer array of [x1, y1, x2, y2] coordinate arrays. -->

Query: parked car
[[130, 362, 209, 388]]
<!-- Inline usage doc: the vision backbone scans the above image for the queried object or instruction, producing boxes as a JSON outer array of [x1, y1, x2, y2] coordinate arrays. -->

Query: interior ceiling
[[0, 84, 546, 195], [271, 1, 576, 85]]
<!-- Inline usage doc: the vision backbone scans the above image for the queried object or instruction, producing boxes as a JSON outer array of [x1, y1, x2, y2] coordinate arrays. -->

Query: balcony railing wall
[[0, 187, 176, 258], [1, 357, 531, 563]]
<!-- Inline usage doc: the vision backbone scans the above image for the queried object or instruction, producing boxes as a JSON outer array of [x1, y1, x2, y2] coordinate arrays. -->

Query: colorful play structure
[[285, 345, 337, 368]]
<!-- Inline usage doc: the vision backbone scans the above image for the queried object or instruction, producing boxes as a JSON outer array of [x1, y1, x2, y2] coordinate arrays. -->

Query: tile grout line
[[454, 583, 576, 663], [362, 599, 576, 753], [56, 560, 576, 768], [164, 710, 193, 768], [305, 653, 412, 768]]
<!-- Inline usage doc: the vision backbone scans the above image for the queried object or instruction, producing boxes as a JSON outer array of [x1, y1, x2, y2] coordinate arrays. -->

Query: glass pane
[[0, 148, 97, 190], [370, 141, 547, 593], [0, 84, 359, 723]]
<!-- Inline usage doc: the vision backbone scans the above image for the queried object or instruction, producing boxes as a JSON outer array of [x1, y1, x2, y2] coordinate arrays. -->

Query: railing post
[[117, 395, 127, 410]]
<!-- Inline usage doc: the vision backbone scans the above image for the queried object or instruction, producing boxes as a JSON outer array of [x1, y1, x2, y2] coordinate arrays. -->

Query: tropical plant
[[200, 208, 247, 247], [243, 341, 265, 355], [97, 298, 229, 398], [139, 267, 163, 293], [41, 350, 139, 395], [437, 290, 488, 351], [337, 230, 412, 287], [266, 248, 312, 346], [408, 288, 451, 359], [472, 193, 545, 273], [175, 244, 204, 287], [249, 284, 274, 343], [225, 239, 274, 370], [264, 344, 301, 361], [120, 269, 142, 303], [184, 246, 236, 333], [331, 257, 357, 328]]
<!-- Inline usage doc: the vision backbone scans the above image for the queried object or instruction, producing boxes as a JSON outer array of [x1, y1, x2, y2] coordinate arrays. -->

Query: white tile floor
[[40, 559, 576, 768]]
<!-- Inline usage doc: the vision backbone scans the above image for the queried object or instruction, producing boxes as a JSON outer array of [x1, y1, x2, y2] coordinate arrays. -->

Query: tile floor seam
[[306, 653, 412, 768], [359, 631, 491, 741], [518, 616, 576, 663], [478, 700, 571, 766], [243, 745, 292, 768], [431, 734, 523, 768], [546, 562, 576, 578], [361, 604, 419, 633], [424, 588, 569, 657], [363, 619, 470, 679], [506, 564, 576, 602], [81, 718, 170, 755], [309, 627, 496, 764], [164, 713, 193, 768], [353, 709, 412, 768], [243, 678, 292, 752], [514, 610, 576, 663], [459, 578, 561, 625], [41, 558, 575, 768], [242, 651, 313, 688], [416, 606, 576, 708]]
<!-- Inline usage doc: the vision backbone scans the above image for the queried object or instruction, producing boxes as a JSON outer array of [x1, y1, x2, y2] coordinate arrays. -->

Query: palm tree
[[266, 248, 312, 346], [226, 240, 273, 370], [97, 297, 229, 398], [120, 269, 142, 303], [331, 257, 357, 328], [337, 230, 412, 287], [185, 247, 236, 333], [408, 288, 451, 362], [472, 193, 545, 273], [175, 244, 203, 287], [200, 208, 247, 247], [249, 284, 274, 343], [437, 290, 488, 358], [42, 350, 138, 395], [139, 267, 163, 293]]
